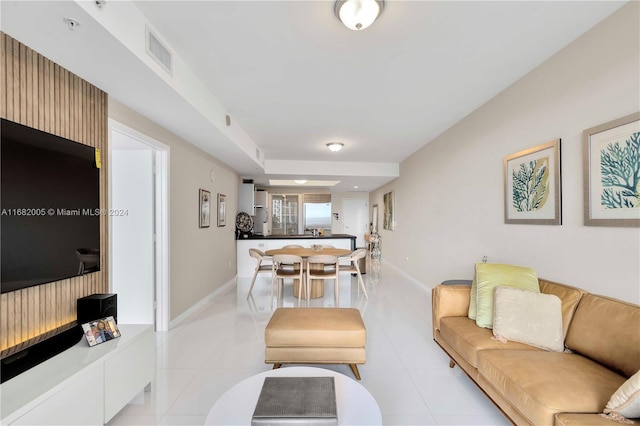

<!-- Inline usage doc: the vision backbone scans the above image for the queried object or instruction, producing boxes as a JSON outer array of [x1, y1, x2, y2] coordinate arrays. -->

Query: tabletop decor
[[583, 112, 640, 227], [199, 189, 211, 228], [217, 193, 227, 227], [81, 316, 120, 347], [504, 139, 561, 225]]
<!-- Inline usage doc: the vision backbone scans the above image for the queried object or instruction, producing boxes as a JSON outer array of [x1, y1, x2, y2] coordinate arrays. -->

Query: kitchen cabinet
[[238, 183, 255, 215]]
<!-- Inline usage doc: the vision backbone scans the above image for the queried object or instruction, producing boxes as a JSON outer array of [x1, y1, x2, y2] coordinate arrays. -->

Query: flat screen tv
[[1, 118, 101, 293]]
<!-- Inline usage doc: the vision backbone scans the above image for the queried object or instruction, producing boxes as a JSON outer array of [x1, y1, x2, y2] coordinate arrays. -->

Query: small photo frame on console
[[81, 316, 121, 347]]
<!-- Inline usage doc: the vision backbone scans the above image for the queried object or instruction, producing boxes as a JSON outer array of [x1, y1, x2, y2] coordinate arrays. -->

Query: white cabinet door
[[12, 363, 103, 426], [104, 330, 155, 422], [238, 184, 255, 215]]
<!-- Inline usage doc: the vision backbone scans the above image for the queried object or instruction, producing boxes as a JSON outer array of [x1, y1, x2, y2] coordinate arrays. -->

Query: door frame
[[108, 119, 170, 332]]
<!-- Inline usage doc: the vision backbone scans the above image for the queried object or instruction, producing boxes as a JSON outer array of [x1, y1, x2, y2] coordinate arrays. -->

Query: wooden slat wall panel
[[0, 32, 109, 352]]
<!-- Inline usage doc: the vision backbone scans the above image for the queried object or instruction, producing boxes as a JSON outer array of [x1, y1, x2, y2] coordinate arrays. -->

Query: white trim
[[381, 259, 431, 291], [108, 119, 171, 332], [169, 277, 238, 329]]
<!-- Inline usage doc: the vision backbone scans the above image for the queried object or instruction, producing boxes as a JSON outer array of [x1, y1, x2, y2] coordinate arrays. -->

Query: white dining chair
[[271, 254, 305, 307], [340, 249, 368, 299], [246, 248, 273, 299], [306, 255, 340, 305]]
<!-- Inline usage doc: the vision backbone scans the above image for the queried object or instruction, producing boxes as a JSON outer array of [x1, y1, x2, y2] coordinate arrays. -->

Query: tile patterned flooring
[[107, 259, 510, 425]]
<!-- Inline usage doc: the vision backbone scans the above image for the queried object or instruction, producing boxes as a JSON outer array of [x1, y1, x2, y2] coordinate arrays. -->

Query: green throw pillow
[[468, 263, 480, 320], [475, 263, 539, 329]]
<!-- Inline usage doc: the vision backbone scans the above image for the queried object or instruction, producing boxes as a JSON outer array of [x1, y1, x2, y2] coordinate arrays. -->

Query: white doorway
[[109, 120, 170, 331], [342, 199, 368, 248]]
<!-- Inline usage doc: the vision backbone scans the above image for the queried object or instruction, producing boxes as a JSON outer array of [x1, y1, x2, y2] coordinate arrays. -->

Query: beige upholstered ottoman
[[265, 307, 366, 380]]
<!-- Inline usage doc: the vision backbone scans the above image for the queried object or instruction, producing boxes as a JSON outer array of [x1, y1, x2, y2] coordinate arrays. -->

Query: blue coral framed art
[[504, 140, 562, 225], [583, 113, 640, 227]]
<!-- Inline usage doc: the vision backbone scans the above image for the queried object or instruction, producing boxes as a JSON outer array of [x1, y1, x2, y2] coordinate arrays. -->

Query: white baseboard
[[381, 259, 431, 291], [169, 276, 237, 329]]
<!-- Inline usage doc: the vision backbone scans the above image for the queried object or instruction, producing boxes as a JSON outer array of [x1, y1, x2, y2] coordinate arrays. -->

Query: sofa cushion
[[565, 294, 640, 378], [478, 350, 626, 426], [538, 279, 585, 337], [493, 286, 564, 352], [475, 263, 539, 329], [439, 316, 541, 368], [555, 413, 617, 426], [604, 370, 640, 419]]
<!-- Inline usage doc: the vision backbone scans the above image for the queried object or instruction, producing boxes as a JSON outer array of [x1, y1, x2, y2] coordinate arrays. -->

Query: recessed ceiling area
[[0, 1, 627, 192]]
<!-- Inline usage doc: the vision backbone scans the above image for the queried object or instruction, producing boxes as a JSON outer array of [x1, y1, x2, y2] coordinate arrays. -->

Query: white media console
[[0, 324, 154, 425]]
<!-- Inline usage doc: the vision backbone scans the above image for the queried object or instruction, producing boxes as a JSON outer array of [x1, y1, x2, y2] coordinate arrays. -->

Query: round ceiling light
[[335, 0, 384, 31], [327, 142, 344, 152]]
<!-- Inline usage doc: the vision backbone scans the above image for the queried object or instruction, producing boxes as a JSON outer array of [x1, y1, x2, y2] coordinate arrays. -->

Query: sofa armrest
[[432, 284, 471, 337]]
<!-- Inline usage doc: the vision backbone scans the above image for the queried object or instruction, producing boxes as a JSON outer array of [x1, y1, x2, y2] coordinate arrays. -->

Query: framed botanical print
[[583, 112, 640, 227], [504, 139, 562, 225]]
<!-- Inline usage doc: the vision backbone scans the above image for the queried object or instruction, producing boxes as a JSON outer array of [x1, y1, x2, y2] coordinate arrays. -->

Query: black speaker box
[[77, 293, 117, 324]]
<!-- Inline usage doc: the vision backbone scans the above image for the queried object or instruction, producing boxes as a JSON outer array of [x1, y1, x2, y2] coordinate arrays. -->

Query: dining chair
[[306, 255, 340, 305], [271, 254, 305, 307], [340, 248, 368, 299], [282, 244, 304, 249], [246, 248, 273, 299]]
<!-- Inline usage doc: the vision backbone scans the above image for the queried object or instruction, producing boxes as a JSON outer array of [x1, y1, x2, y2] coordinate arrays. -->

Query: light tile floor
[[108, 259, 510, 426]]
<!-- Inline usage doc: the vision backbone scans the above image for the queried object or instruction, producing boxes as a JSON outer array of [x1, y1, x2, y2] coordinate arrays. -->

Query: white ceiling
[[0, 1, 626, 192]]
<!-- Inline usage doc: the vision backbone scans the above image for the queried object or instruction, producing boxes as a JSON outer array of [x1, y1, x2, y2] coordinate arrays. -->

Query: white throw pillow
[[604, 370, 640, 420], [492, 286, 564, 352]]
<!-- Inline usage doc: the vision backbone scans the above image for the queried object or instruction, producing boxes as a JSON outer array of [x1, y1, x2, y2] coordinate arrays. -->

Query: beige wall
[[371, 3, 640, 302], [109, 100, 239, 321]]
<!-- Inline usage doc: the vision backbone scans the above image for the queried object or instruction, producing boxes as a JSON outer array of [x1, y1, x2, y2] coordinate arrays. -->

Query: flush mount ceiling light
[[294, 179, 308, 184], [335, 0, 384, 31], [327, 142, 344, 152]]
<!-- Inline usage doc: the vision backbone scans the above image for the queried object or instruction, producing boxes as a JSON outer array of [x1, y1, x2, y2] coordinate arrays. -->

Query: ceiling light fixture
[[335, 0, 384, 31], [294, 179, 308, 184], [327, 142, 344, 152]]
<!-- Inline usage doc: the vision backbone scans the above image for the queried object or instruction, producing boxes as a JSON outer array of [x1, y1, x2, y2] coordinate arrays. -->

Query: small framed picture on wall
[[199, 189, 211, 228], [218, 193, 227, 227]]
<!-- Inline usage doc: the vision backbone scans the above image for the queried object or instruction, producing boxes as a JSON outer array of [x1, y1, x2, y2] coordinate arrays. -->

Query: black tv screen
[[1, 119, 101, 293]]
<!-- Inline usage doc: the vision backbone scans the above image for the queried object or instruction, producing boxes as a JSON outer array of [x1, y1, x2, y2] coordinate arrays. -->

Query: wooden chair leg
[[272, 363, 282, 369], [349, 364, 361, 380], [247, 268, 260, 299], [357, 271, 368, 299], [449, 359, 456, 368]]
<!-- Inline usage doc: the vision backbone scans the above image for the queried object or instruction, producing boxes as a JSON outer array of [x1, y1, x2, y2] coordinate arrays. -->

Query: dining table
[[265, 247, 351, 299]]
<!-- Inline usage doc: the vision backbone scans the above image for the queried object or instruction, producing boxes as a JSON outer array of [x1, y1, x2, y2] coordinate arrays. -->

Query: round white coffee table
[[205, 367, 381, 425]]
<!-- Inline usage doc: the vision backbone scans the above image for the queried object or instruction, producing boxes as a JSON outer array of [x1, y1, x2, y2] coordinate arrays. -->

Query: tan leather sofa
[[432, 279, 640, 426]]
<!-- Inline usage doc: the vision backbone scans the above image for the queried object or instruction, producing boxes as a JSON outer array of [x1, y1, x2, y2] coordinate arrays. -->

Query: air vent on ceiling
[[145, 26, 173, 76]]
